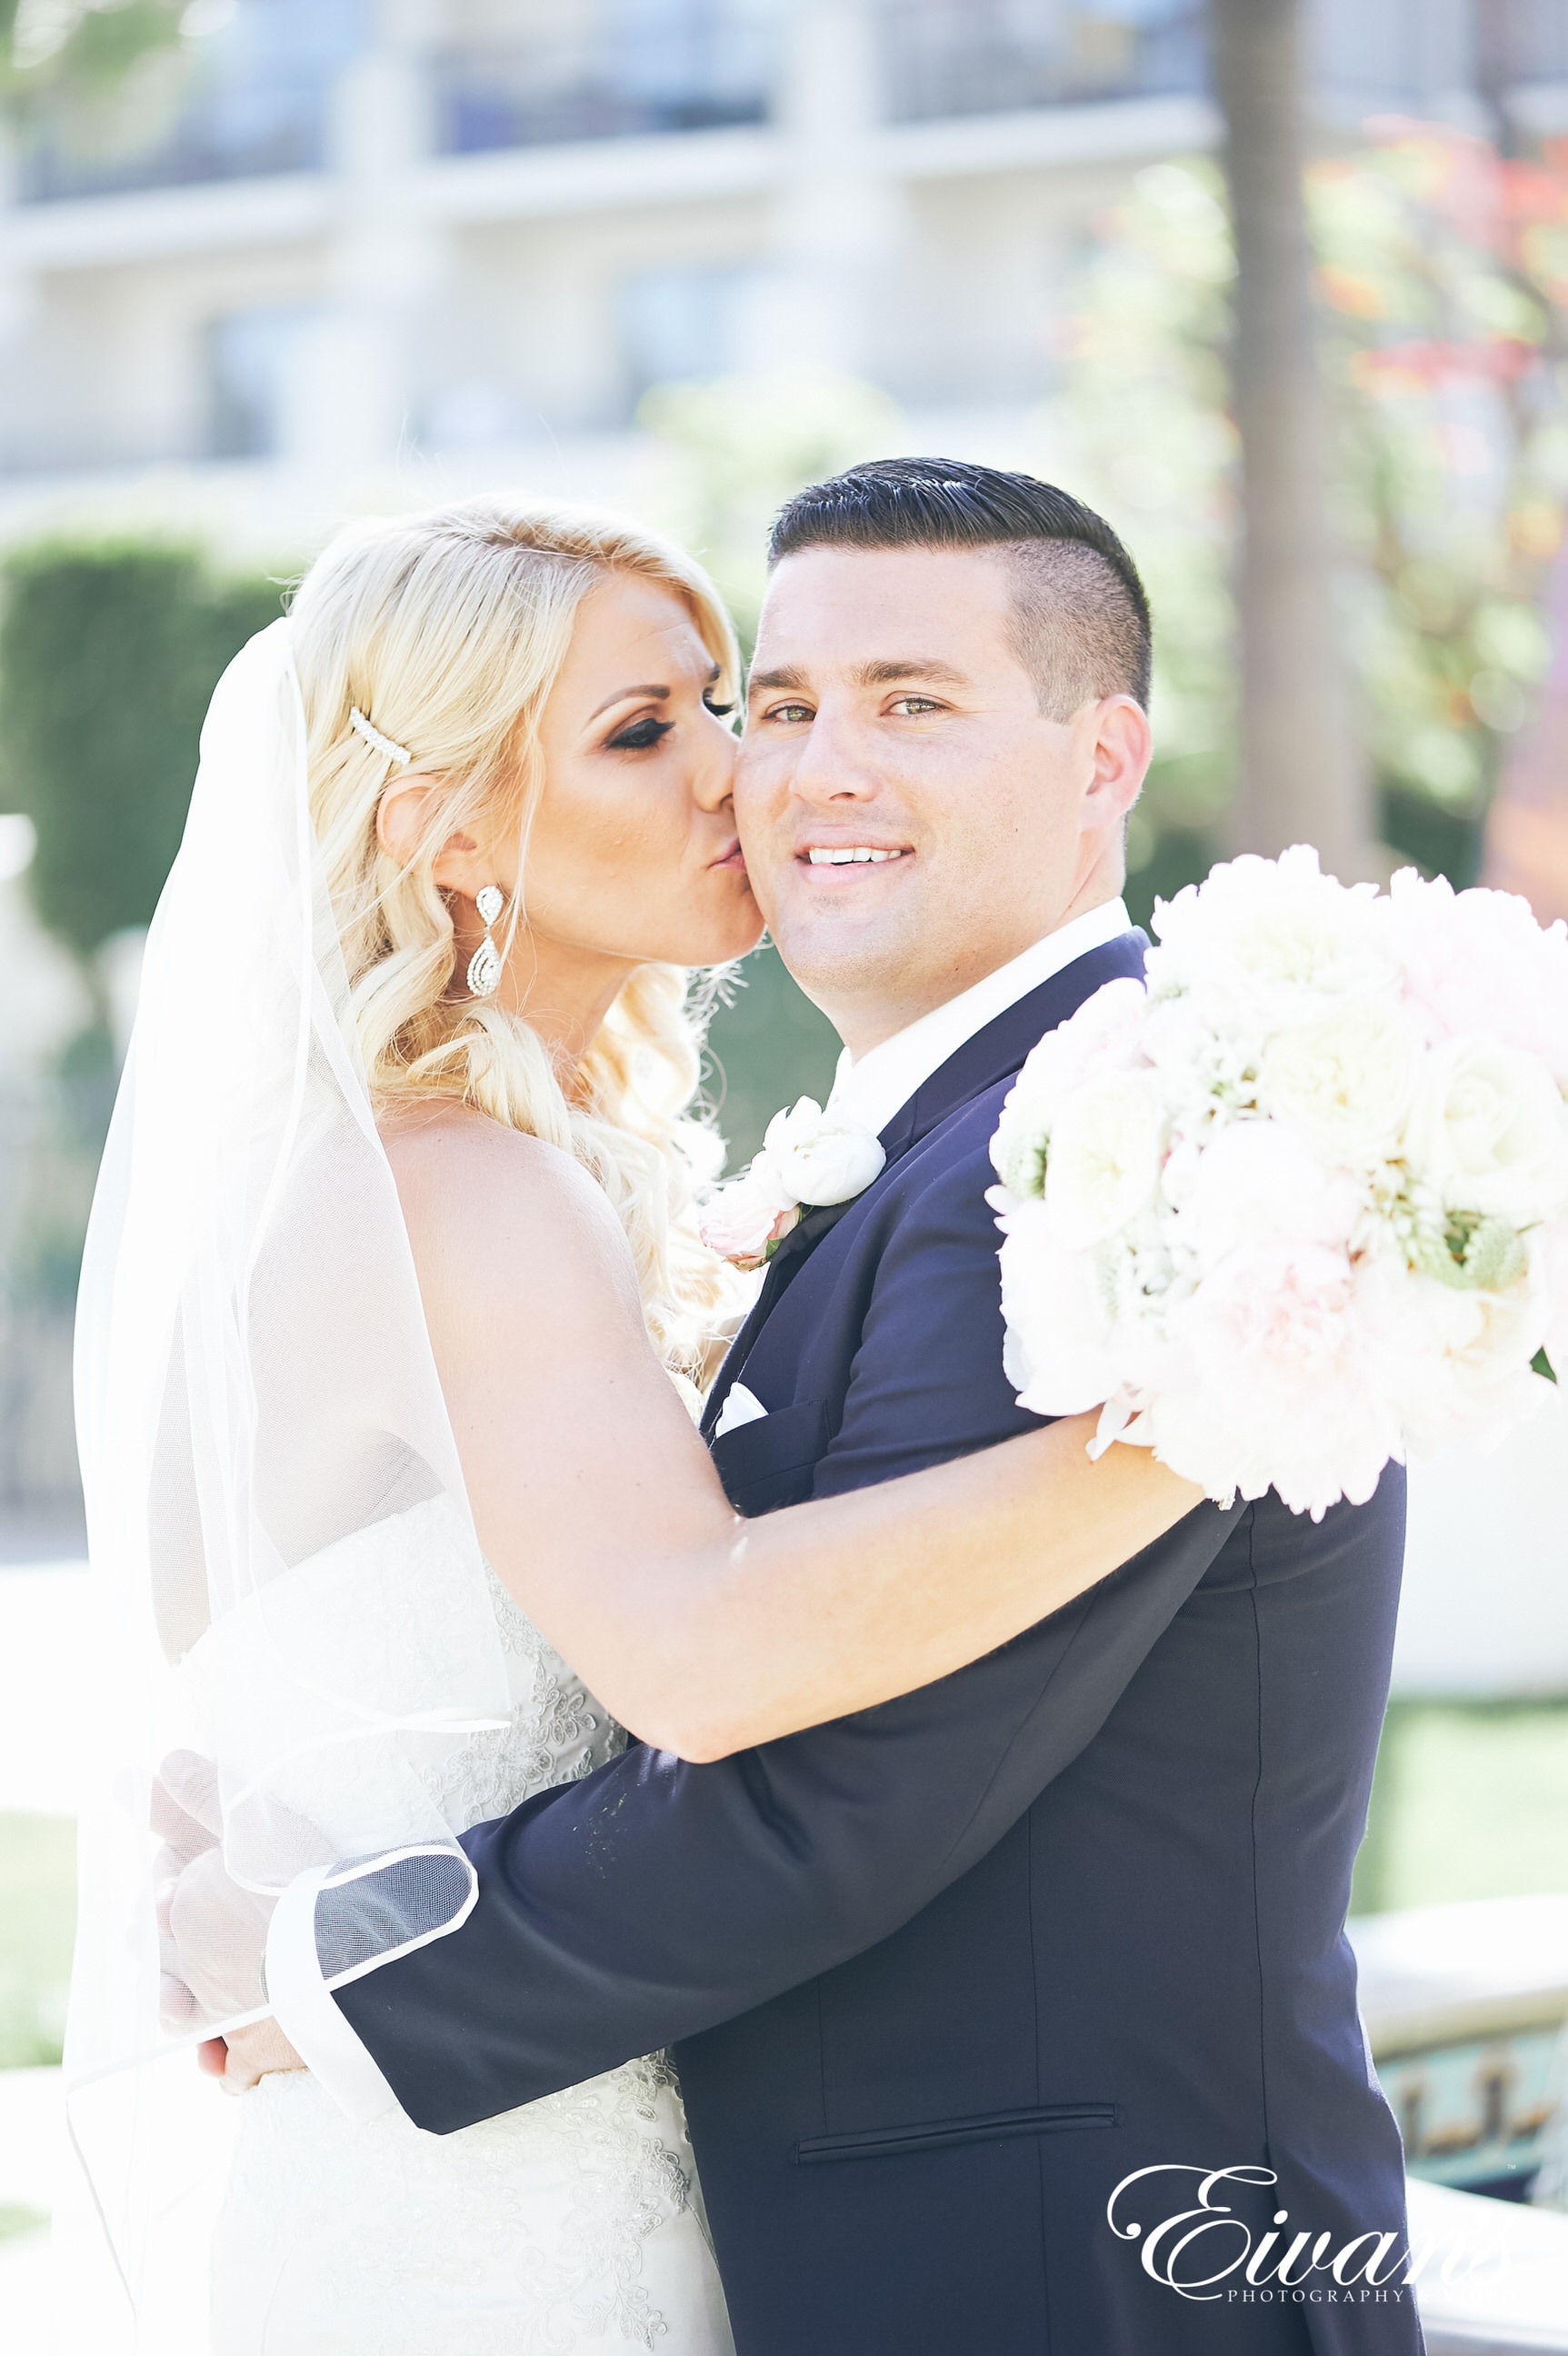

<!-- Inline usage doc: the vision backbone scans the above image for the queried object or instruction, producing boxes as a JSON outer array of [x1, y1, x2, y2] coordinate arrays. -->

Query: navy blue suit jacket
[[338, 936, 1419, 2355]]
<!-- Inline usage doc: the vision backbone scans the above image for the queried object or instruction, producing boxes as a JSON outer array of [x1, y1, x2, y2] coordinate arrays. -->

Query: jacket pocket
[[710, 1396, 830, 1515], [794, 2101, 1118, 2165]]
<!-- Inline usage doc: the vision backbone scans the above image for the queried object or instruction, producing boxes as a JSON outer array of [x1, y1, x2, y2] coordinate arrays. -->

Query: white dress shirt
[[826, 895, 1134, 1143], [267, 893, 1134, 2115]]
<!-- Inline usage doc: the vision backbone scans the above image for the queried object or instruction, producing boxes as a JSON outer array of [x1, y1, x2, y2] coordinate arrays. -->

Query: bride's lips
[[710, 841, 748, 873]]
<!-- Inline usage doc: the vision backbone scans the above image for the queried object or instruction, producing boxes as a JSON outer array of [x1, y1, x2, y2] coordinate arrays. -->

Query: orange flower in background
[[1317, 265, 1386, 320], [1511, 504, 1564, 564], [1303, 118, 1568, 849]]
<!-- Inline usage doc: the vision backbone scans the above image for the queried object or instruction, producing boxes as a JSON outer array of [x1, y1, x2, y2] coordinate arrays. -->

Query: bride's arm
[[390, 1114, 1202, 1762]]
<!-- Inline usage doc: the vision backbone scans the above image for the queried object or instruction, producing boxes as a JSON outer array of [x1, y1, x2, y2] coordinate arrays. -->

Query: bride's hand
[[152, 1749, 274, 2028], [201, 2019, 307, 2092]]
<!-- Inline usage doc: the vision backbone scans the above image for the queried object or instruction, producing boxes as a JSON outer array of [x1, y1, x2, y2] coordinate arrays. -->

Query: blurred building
[[2, 0, 1565, 535]]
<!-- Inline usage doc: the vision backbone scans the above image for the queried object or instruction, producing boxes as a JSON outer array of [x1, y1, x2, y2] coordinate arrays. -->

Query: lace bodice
[[181, 1493, 628, 1869], [206, 1501, 733, 2355], [428, 1559, 628, 1832]]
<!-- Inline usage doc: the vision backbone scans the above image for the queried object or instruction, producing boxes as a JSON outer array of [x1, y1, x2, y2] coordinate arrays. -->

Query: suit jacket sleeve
[[335, 1134, 1235, 2133]]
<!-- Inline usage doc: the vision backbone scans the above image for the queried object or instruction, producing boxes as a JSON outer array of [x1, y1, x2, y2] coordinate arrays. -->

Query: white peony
[[1177, 1116, 1362, 1268], [1153, 1240, 1400, 1517], [1141, 993, 1253, 1103], [1042, 1073, 1166, 1250], [762, 1097, 886, 1207], [991, 976, 1148, 1198], [994, 1196, 1123, 1415], [1371, 1246, 1552, 1455], [1403, 1033, 1568, 1225], [1382, 865, 1568, 1083], [1256, 1000, 1423, 1166], [1148, 845, 1399, 1033]]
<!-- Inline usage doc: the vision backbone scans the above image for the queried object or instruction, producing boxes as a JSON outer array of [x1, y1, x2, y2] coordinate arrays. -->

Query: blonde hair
[[287, 496, 744, 1370]]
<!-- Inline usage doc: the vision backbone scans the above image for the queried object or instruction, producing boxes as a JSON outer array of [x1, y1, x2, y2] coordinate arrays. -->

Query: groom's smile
[[735, 543, 1152, 1055], [798, 832, 913, 876]]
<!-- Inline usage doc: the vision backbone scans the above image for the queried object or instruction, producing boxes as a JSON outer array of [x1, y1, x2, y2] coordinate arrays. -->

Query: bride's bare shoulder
[[379, 1103, 637, 1312]]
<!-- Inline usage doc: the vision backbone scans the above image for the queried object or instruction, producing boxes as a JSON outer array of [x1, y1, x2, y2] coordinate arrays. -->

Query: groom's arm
[[315, 1130, 1235, 2131], [338, 1512, 1228, 2131]]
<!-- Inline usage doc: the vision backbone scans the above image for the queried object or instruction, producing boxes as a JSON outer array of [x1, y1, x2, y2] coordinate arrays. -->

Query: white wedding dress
[[203, 1500, 735, 2356]]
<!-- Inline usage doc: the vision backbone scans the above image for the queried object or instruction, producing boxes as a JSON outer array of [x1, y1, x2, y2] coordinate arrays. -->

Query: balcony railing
[[434, 0, 774, 156], [19, 92, 328, 205], [876, 0, 1206, 125], [30, 0, 1568, 211]]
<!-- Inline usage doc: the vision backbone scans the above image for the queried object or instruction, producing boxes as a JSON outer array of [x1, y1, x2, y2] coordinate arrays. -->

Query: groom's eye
[[765, 702, 814, 724], [604, 714, 675, 752], [888, 695, 943, 716]]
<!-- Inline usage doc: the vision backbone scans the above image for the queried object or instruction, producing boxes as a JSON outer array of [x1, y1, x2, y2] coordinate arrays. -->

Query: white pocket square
[[714, 1382, 769, 1439]]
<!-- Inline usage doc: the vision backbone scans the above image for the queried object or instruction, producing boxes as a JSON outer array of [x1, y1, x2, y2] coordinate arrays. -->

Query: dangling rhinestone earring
[[466, 885, 505, 998]]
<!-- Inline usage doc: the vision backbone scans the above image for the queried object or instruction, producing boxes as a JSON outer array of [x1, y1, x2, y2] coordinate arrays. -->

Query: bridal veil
[[65, 620, 512, 2346]]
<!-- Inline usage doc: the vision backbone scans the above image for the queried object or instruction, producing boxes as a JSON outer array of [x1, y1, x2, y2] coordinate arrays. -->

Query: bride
[[67, 496, 1201, 2353]]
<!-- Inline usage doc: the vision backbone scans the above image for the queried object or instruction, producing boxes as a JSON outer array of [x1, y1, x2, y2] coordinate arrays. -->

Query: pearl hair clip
[[350, 706, 413, 766]]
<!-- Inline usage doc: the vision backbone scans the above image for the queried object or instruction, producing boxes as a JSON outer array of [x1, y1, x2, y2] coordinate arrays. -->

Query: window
[[205, 307, 311, 459]]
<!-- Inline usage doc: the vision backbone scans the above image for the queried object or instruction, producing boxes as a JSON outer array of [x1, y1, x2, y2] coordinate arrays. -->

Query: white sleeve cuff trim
[[265, 1866, 400, 2124]]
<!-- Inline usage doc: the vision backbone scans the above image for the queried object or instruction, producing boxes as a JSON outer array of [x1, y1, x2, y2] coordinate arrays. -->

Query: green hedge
[[0, 542, 282, 960], [1352, 1698, 1568, 1916], [0, 1812, 75, 2069], [704, 944, 840, 1168]]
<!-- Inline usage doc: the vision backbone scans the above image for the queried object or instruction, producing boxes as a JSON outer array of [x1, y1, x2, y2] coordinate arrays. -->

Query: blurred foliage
[[1, 0, 185, 112], [0, 541, 282, 963], [4, 0, 205, 234], [0, 1812, 75, 2068], [641, 372, 904, 652], [1312, 126, 1568, 844], [1353, 1699, 1568, 1915], [1057, 159, 1239, 913], [703, 943, 841, 1171], [1061, 133, 1568, 894]]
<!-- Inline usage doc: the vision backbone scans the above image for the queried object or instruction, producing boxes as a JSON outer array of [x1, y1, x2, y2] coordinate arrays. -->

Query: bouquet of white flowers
[[989, 849, 1568, 1519]]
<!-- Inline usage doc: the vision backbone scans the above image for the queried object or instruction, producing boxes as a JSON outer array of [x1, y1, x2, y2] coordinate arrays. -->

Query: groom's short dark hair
[[768, 457, 1151, 718]]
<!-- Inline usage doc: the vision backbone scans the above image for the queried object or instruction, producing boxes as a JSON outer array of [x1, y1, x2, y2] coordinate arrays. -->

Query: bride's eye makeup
[[704, 694, 736, 719], [604, 712, 675, 752]]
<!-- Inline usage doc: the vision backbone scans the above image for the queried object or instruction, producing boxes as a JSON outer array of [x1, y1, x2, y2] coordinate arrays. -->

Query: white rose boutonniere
[[700, 1097, 886, 1271]]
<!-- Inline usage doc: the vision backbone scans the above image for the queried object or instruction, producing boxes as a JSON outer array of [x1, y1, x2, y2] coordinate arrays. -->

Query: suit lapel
[[875, 930, 1148, 1165], [702, 931, 1147, 1436]]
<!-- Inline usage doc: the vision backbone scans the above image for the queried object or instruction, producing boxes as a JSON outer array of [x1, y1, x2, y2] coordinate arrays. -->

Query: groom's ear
[[1080, 694, 1152, 834], [377, 776, 483, 890]]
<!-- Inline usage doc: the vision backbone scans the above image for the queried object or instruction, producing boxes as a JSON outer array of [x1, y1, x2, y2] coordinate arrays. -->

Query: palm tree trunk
[[1209, 0, 1371, 876]]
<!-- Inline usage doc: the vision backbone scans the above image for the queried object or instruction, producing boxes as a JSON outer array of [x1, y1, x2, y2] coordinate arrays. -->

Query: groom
[[228, 464, 1417, 2351]]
